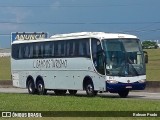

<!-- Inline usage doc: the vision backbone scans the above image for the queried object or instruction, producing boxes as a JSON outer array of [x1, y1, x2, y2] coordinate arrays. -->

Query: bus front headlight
[[138, 79, 146, 83], [107, 80, 118, 84]]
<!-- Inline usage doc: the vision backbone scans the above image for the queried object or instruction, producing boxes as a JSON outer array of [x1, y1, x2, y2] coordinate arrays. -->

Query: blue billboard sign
[[11, 32, 48, 42]]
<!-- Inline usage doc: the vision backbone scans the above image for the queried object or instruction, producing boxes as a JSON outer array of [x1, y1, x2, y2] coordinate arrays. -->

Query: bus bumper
[[106, 82, 146, 93]]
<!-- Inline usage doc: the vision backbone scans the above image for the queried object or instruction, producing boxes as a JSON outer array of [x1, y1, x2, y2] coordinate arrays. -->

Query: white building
[[156, 40, 160, 48], [147, 40, 160, 48], [0, 48, 11, 57]]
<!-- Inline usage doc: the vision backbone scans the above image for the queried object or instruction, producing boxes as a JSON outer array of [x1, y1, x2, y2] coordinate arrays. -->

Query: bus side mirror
[[143, 51, 148, 63]]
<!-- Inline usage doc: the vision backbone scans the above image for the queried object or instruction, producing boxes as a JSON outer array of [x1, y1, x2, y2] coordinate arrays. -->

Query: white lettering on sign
[[33, 59, 67, 69], [15, 34, 46, 40]]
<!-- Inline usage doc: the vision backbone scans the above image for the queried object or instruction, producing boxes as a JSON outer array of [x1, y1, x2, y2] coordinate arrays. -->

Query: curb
[[145, 81, 160, 92], [0, 80, 12, 88], [0, 80, 12, 85]]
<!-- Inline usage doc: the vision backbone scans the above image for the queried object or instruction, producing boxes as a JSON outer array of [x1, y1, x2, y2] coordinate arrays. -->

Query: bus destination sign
[[11, 32, 48, 42]]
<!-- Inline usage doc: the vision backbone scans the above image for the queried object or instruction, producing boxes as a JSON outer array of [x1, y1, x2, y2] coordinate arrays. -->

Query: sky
[[0, 0, 160, 48]]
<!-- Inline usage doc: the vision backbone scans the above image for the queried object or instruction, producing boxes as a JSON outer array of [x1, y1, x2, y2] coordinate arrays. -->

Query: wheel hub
[[29, 83, 33, 92], [87, 84, 93, 93], [38, 84, 43, 91]]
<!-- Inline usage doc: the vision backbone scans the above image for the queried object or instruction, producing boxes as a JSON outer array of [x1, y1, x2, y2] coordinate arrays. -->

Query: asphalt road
[[0, 88, 159, 100]]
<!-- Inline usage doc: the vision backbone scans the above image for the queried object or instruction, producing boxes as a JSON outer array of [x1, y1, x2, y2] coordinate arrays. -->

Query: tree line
[[142, 41, 159, 49]]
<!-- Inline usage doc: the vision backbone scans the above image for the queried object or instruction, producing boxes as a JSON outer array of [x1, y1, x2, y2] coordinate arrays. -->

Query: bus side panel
[[44, 70, 74, 90], [91, 73, 106, 92], [11, 58, 106, 91], [12, 70, 27, 88]]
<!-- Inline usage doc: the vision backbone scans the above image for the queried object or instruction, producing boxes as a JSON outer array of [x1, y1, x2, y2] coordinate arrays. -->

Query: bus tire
[[68, 90, 77, 95], [85, 82, 96, 97], [36, 80, 47, 95], [118, 90, 129, 98], [27, 80, 36, 94]]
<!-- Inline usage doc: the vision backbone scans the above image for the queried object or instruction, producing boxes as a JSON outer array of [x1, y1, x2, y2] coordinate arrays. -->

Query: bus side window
[[79, 39, 90, 57], [79, 41, 83, 56], [86, 40, 90, 57], [12, 44, 19, 59], [34, 43, 43, 58], [51, 42, 55, 57], [54, 41, 58, 57], [44, 42, 52, 57], [74, 41, 79, 57], [44, 43, 49, 57], [57, 42, 61, 57], [33, 43, 38, 58], [18, 46, 23, 59], [39, 43, 43, 58], [60, 41, 66, 57], [24, 44, 29, 58], [67, 40, 75, 57], [29, 44, 33, 58]]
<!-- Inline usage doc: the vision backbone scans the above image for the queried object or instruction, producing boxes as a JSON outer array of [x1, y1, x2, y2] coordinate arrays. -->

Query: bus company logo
[[2, 112, 11, 117], [127, 80, 130, 83], [33, 59, 67, 69]]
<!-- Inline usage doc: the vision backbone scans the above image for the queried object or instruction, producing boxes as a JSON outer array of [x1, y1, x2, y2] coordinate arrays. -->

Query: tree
[[142, 41, 158, 49]]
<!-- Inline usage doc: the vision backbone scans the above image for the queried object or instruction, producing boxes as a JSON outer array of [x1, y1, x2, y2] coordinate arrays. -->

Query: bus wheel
[[27, 80, 36, 94], [68, 90, 77, 95], [36, 80, 47, 95], [85, 82, 96, 97], [118, 90, 129, 98]]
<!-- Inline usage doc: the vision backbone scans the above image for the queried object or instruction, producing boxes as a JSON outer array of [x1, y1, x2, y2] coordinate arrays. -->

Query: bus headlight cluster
[[107, 80, 118, 84], [138, 79, 146, 83]]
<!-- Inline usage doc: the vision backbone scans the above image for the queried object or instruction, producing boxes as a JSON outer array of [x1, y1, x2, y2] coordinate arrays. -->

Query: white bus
[[11, 32, 147, 98]]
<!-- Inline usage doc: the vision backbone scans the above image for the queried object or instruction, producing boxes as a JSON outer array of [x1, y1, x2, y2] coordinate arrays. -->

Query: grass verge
[[0, 57, 11, 80], [0, 93, 160, 119], [145, 49, 160, 81], [0, 93, 160, 111]]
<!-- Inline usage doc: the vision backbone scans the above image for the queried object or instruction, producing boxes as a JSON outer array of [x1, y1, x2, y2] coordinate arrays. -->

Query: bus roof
[[12, 32, 138, 44]]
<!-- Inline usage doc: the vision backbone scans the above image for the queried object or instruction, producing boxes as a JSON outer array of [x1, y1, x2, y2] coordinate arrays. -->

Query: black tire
[[54, 90, 67, 95], [36, 80, 47, 95], [85, 82, 96, 97], [94, 91, 98, 96], [118, 90, 129, 98], [68, 90, 77, 95], [27, 80, 36, 94]]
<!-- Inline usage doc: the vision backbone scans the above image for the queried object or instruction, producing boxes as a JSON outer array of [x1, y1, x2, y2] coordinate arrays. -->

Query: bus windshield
[[102, 39, 146, 77]]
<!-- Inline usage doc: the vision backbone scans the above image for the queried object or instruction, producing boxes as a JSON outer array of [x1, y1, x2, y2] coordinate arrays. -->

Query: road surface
[[0, 88, 159, 100]]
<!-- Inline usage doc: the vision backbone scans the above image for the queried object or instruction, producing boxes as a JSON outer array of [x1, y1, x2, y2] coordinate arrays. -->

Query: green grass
[[0, 57, 11, 80], [0, 93, 160, 120], [145, 49, 160, 81], [0, 93, 160, 111]]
